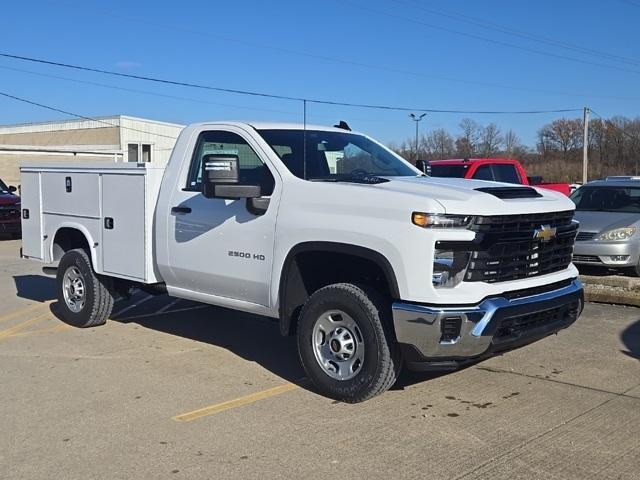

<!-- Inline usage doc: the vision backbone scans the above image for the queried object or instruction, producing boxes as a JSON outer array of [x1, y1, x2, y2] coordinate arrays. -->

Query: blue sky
[[1, 0, 639, 146]]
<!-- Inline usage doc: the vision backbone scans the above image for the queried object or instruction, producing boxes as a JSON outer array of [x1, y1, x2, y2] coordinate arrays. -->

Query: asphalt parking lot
[[1, 237, 639, 480]]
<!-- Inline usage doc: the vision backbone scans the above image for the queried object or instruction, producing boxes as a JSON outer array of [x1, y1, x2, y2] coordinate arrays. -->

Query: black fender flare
[[278, 241, 400, 335]]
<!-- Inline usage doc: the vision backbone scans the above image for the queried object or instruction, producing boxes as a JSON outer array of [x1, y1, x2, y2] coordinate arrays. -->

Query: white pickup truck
[[20, 121, 583, 402]]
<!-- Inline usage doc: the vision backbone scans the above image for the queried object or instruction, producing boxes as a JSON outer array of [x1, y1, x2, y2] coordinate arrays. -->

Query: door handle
[[171, 206, 192, 214]]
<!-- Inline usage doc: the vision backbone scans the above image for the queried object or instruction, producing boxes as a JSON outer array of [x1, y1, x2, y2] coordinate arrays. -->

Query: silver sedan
[[571, 179, 640, 275]]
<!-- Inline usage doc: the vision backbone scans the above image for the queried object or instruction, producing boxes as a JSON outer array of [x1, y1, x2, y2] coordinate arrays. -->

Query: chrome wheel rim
[[62, 266, 86, 313], [312, 310, 364, 381]]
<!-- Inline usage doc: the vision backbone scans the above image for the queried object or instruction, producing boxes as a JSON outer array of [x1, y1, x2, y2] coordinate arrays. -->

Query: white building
[[0, 115, 184, 185]]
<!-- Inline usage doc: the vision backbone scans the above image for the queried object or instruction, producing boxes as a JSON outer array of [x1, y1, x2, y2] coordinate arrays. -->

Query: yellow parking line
[[0, 301, 51, 324], [173, 383, 300, 422], [0, 311, 52, 340]]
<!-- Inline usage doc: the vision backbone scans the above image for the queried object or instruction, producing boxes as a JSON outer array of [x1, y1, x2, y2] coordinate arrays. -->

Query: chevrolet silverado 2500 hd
[[20, 122, 583, 402]]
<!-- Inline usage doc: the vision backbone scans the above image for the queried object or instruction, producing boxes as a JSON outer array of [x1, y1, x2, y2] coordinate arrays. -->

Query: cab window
[[186, 130, 275, 195], [472, 164, 521, 184], [492, 164, 521, 184], [473, 165, 493, 181]]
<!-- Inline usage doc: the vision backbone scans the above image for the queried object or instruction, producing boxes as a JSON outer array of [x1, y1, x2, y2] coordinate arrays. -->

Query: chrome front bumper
[[392, 279, 583, 367]]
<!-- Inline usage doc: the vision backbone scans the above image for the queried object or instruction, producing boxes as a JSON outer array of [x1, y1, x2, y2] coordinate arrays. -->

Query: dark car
[[0, 178, 21, 239]]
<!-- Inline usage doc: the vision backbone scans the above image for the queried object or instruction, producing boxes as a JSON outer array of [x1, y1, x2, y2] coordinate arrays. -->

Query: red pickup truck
[[426, 158, 570, 196]]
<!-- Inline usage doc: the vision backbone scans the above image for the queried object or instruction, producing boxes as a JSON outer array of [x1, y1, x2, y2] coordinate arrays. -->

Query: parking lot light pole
[[582, 107, 589, 184], [409, 113, 427, 163]]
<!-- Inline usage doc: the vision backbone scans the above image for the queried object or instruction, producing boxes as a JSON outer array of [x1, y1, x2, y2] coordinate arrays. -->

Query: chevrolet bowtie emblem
[[533, 224, 557, 242]]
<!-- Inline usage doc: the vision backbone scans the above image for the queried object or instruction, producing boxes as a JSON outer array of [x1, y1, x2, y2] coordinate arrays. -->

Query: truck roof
[[189, 121, 358, 134], [429, 158, 520, 165]]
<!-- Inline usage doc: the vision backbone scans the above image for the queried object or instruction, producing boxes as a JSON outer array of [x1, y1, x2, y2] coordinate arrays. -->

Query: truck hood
[[374, 176, 575, 215]]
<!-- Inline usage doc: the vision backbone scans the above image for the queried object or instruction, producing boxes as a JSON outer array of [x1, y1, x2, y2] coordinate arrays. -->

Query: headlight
[[596, 226, 636, 241], [412, 212, 474, 228], [433, 249, 471, 288]]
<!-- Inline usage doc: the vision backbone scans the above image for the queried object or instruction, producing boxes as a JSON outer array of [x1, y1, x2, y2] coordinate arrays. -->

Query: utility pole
[[582, 106, 590, 184], [409, 113, 427, 162]]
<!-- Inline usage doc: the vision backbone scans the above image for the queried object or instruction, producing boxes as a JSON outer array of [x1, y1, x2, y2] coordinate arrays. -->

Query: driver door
[[166, 127, 278, 307]]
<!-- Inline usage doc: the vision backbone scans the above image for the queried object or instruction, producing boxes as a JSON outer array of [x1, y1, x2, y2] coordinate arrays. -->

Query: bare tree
[[457, 118, 482, 157], [503, 130, 521, 157], [537, 118, 582, 161], [389, 114, 640, 183], [422, 129, 455, 159], [479, 123, 503, 156]]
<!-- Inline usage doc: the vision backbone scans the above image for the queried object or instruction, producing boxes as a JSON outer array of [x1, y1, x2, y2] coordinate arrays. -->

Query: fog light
[[609, 255, 630, 262], [440, 316, 462, 342]]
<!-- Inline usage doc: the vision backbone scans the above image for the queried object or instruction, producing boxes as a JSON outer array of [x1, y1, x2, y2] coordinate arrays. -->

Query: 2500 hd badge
[[228, 251, 266, 261]]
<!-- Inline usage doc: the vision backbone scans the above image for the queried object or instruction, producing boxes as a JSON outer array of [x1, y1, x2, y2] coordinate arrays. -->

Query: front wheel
[[297, 283, 401, 403], [56, 248, 114, 328]]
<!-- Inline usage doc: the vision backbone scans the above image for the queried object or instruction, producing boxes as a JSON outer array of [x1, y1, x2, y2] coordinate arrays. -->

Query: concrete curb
[[580, 274, 640, 307]]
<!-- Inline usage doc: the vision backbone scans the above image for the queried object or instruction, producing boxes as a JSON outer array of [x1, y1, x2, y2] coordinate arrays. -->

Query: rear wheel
[[297, 283, 401, 403], [56, 248, 114, 327]]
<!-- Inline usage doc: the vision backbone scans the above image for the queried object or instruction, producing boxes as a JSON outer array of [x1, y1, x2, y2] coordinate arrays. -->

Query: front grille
[[463, 210, 577, 283], [471, 210, 574, 233], [494, 300, 581, 341], [572, 254, 601, 263], [576, 231, 596, 241]]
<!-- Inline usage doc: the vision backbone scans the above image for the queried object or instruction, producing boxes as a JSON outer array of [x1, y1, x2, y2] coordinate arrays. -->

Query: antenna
[[303, 99, 307, 180]]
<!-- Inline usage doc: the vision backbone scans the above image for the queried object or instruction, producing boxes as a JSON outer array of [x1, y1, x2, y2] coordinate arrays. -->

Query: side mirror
[[9, 185, 17, 193], [415, 160, 429, 174], [201, 154, 260, 199]]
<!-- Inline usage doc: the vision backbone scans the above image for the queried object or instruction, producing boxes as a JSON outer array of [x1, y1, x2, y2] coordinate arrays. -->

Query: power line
[[52, 0, 630, 102], [340, 0, 640, 77], [0, 64, 301, 117], [0, 53, 582, 115], [393, 0, 640, 68], [0, 91, 178, 140], [0, 64, 395, 125]]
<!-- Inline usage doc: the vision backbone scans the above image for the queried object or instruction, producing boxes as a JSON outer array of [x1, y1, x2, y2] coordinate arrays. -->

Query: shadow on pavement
[[13, 274, 57, 302], [114, 305, 308, 387], [113, 303, 451, 394], [620, 319, 640, 360]]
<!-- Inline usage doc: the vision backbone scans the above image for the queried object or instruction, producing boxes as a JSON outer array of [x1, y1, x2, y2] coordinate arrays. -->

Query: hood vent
[[475, 186, 542, 199]]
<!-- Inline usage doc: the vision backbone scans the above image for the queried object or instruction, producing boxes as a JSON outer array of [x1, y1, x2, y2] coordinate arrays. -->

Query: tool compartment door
[[20, 171, 43, 260], [101, 174, 146, 280]]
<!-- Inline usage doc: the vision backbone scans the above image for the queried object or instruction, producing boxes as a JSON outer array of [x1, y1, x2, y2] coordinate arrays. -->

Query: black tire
[[296, 283, 401, 403], [56, 248, 114, 328]]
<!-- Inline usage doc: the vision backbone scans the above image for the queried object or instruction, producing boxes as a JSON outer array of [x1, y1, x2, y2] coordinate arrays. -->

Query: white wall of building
[[119, 116, 183, 165], [0, 115, 184, 185]]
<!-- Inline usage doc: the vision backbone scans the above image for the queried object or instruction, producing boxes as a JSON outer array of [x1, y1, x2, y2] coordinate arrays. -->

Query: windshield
[[429, 164, 469, 178], [571, 186, 640, 213], [257, 129, 417, 180], [0, 178, 9, 194]]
